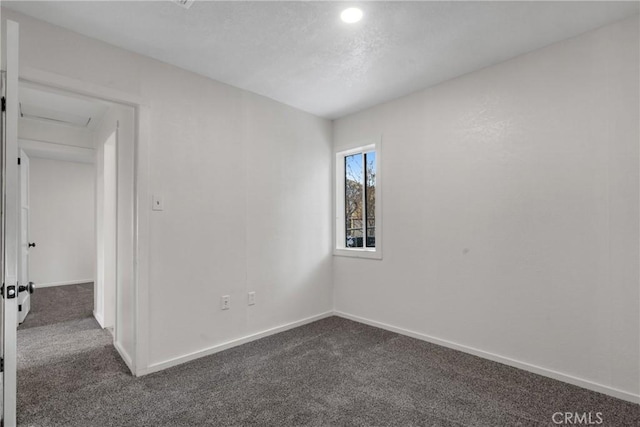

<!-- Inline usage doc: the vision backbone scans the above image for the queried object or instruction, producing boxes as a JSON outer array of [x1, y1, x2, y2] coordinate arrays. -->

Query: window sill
[[333, 248, 382, 260]]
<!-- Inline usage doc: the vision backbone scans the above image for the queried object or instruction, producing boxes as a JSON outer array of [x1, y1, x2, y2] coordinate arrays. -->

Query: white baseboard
[[93, 310, 105, 328], [137, 311, 334, 376], [334, 311, 640, 404], [36, 279, 93, 288], [114, 340, 135, 375]]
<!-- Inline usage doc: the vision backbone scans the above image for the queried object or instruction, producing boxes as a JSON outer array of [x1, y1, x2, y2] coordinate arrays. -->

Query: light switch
[[152, 194, 164, 211]]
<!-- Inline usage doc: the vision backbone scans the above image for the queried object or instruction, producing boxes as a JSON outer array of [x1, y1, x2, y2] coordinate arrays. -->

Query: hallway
[[16, 284, 129, 426], [18, 283, 94, 330]]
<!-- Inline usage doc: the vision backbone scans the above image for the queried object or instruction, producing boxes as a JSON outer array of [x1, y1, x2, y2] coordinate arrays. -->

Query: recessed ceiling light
[[341, 8, 363, 24], [171, 0, 194, 9]]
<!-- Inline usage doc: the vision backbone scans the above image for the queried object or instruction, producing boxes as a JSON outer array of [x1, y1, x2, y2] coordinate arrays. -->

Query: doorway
[[17, 146, 96, 329], [15, 81, 135, 370]]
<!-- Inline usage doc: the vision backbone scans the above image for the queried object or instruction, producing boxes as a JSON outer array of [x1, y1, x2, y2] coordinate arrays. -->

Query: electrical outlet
[[248, 291, 256, 306], [221, 295, 230, 310]]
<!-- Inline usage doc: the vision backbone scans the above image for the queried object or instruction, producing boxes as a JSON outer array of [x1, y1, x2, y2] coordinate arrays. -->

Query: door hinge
[[17, 157, 21, 165], [0, 357, 3, 373], [1, 96, 5, 112], [18, 304, 22, 312]]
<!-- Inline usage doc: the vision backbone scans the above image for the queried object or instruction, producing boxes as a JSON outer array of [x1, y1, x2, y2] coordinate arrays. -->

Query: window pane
[[345, 153, 364, 248], [365, 152, 376, 248]]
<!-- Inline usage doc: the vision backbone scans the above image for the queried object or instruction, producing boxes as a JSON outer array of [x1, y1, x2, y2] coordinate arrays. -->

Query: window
[[335, 140, 381, 259]]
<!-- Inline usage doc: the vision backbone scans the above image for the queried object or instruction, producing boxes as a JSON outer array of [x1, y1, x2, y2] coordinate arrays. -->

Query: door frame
[[2, 19, 20, 427], [17, 66, 150, 376], [95, 129, 117, 330], [17, 148, 30, 324]]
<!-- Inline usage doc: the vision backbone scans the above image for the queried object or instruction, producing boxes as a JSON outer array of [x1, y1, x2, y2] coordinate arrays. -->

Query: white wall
[[1, 8, 333, 372], [94, 127, 116, 330], [333, 16, 639, 401], [28, 157, 95, 286], [92, 103, 136, 369], [145, 63, 333, 369]]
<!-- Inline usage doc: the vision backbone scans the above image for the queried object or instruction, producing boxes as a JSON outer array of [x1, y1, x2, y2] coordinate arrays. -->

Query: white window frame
[[334, 138, 382, 260]]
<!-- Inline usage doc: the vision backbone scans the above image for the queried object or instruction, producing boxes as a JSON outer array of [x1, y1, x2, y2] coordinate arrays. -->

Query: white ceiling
[[4, 1, 638, 119], [20, 85, 109, 129]]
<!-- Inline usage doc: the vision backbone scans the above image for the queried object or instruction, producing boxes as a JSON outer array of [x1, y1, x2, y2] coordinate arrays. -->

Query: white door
[[1, 19, 21, 427], [18, 149, 32, 324]]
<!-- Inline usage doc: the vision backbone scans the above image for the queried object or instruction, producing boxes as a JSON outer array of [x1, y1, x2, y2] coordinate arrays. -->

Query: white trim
[[114, 340, 135, 375], [93, 310, 105, 329], [34, 279, 93, 289], [19, 138, 95, 164], [333, 248, 382, 260], [134, 104, 151, 375], [3, 20, 21, 427], [137, 311, 334, 376], [334, 311, 640, 404], [334, 136, 383, 260]]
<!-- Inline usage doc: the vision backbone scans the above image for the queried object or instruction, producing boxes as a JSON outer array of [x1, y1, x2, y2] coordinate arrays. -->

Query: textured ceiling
[[3, 1, 639, 119]]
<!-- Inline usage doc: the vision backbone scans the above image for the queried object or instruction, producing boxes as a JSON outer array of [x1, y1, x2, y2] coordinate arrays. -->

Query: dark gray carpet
[[16, 312, 639, 426], [18, 282, 94, 330]]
